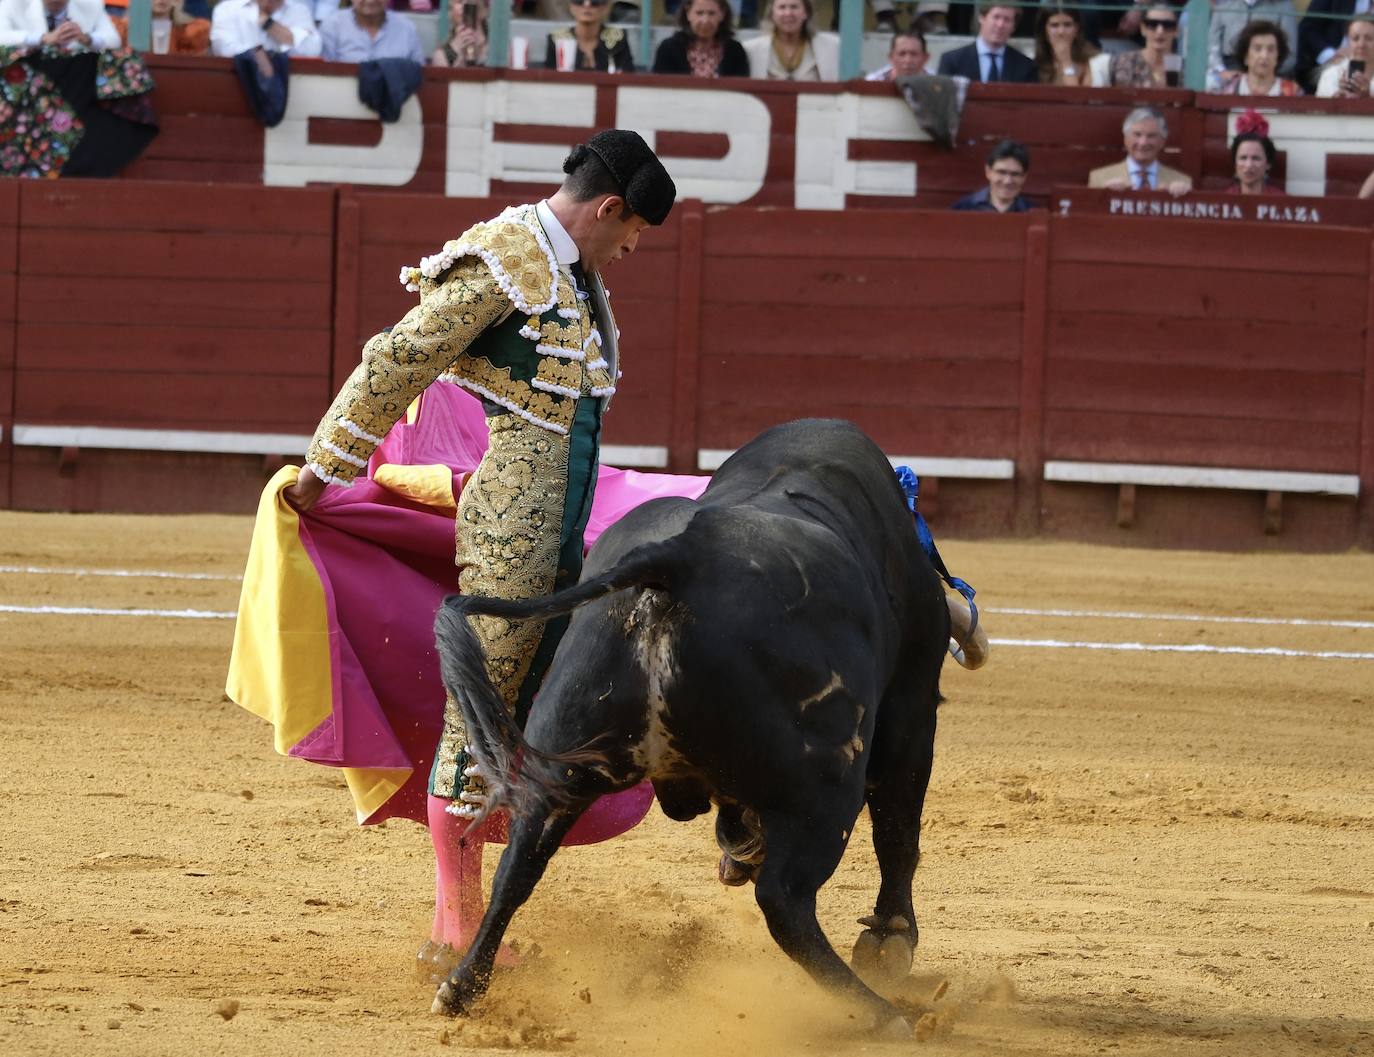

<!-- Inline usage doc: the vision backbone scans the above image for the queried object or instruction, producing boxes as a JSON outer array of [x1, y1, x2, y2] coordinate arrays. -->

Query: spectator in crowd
[[1228, 110, 1283, 194], [1034, 4, 1097, 86], [743, 0, 837, 80], [112, 0, 209, 53], [1089, 105, 1192, 195], [0, 0, 120, 48], [865, 26, 927, 80], [1298, 0, 1359, 90], [1108, 4, 1181, 87], [1219, 19, 1301, 94], [910, 4, 947, 36], [320, 0, 422, 61], [432, 0, 487, 66], [952, 139, 1034, 212], [937, 3, 1038, 82], [652, 0, 748, 77], [1316, 13, 1374, 96], [544, 0, 635, 71], [210, 0, 321, 57], [1207, 0, 1298, 87]]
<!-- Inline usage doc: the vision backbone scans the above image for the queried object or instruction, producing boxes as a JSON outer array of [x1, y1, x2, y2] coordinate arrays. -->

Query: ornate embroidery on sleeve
[[306, 258, 510, 483]]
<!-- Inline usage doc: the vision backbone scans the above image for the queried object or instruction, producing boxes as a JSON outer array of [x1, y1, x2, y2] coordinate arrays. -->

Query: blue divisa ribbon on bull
[[894, 466, 986, 669]]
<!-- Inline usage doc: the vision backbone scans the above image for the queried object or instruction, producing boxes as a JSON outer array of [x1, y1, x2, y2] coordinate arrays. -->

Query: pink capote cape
[[227, 384, 708, 843]]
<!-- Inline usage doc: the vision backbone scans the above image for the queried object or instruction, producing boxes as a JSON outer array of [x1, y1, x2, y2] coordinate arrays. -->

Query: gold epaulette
[[398, 205, 559, 316]]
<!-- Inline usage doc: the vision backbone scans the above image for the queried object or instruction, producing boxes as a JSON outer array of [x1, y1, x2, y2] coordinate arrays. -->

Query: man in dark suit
[[936, 2, 1038, 83], [1298, 0, 1359, 90]]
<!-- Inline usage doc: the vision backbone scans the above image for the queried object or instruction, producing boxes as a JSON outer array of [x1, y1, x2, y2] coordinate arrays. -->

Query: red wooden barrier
[[695, 209, 1027, 461], [0, 177, 1369, 547], [10, 180, 336, 511], [1044, 214, 1367, 477]]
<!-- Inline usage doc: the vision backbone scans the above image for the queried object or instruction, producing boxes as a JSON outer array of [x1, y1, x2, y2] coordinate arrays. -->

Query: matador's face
[[583, 199, 651, 271]]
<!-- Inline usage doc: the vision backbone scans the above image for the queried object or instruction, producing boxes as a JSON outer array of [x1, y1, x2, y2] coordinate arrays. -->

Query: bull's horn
[[947, 594, 990, 671]]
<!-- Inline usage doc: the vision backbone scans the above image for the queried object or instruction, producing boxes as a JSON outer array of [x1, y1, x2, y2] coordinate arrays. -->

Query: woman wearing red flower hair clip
[[1227, 111, 1283, 196]]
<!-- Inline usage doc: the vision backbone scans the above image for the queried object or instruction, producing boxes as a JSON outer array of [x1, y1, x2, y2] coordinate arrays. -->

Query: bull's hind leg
[[853, 700, 937, 986], [752, 810, 911, 1035], [433, 803, 582, 1016]]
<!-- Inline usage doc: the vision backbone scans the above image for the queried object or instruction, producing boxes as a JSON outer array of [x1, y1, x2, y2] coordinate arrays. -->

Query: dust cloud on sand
[[1, 512, 1372, 1057]]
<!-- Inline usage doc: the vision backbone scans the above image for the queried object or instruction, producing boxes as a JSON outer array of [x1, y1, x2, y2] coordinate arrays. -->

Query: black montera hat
[[570, 129, 677, 226]]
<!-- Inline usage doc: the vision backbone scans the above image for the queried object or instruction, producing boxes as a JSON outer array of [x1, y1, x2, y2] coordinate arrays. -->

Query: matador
[[285, 129, 677, 973]]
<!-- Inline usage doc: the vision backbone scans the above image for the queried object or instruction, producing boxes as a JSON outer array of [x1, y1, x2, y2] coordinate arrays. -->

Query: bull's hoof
[[717, 853, 758, 887], [874, 1013, 913, 1040], [431, 979, 475, 1017], [852, 916, 916, 984]]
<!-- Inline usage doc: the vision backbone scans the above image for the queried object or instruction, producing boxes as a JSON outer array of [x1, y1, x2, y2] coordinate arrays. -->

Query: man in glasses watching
[[1089, 106, 1193, 196], [545, 0, 635, 71], [951, 139, 1034, 213]]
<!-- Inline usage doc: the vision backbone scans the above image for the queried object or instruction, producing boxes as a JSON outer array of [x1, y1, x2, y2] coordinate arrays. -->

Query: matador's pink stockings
[[427, 793, 486, 951]]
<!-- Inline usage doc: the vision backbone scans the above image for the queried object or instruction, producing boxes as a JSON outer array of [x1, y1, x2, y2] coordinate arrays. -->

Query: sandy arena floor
[[0, 511, 1371, 1057]]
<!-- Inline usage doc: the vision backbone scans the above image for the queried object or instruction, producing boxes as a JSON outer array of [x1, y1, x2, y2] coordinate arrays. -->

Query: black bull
[[432, 418, 950, 1034]]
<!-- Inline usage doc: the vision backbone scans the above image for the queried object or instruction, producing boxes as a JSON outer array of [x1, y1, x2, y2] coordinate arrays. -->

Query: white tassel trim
[[532, 379, 580, 399], [435, 376, 570, 435], [586, 357, 608, 371], [582, 329, 602, 350], [535, 343, 585, 361], [306, 461, 355, 487], [557, 307, 580, 320], [590, 385, 617, 398], [339, 418, 385, 446], [518, 323, 543, 341], [400, 206, 559, 315], [321, 440, 368, 469]]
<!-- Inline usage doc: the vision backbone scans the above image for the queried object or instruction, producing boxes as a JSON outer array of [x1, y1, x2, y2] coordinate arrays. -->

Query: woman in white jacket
[[743, 0, 838, 81]]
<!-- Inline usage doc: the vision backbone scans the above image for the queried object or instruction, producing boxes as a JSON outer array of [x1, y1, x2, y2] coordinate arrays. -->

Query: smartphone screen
[[462, 3, 477, 28], [1351, 59, 1366, 75]]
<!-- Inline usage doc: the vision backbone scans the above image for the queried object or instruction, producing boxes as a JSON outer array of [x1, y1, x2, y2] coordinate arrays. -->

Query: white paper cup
[[555, 37, 577, 72], [510, 35, 529, 70]]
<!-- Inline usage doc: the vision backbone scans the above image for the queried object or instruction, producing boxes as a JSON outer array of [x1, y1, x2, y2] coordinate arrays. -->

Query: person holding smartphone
[[431, 0, 488, 66], [1317, 14, 1374, 97]]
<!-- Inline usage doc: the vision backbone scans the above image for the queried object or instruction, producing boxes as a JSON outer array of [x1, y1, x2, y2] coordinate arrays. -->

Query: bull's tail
[[433, 539, 683, 823]]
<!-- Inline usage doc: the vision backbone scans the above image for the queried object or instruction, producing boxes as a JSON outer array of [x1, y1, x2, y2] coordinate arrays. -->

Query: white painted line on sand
[[2, 604, 1371, 660], [0, 565, 240, 582], [0, 604, 235, 619], [990, 637, 1374, 661], [987, 606, 1374, 631]]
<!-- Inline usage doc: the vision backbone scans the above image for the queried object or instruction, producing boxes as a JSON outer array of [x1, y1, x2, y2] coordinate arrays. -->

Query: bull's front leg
[[433, 805, 580, 1015], [752, 809, 911, 1036], [853, 710, 936, 987]]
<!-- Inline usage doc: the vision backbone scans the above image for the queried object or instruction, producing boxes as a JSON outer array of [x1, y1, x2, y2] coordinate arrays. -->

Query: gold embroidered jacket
[[306, 205, 617, 486]]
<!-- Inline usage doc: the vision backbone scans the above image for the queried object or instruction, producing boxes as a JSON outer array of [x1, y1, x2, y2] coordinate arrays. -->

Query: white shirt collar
[[976, 38, 1004, 57], [1127, 158, 1158, 177], [535, 200, 579, 268]]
